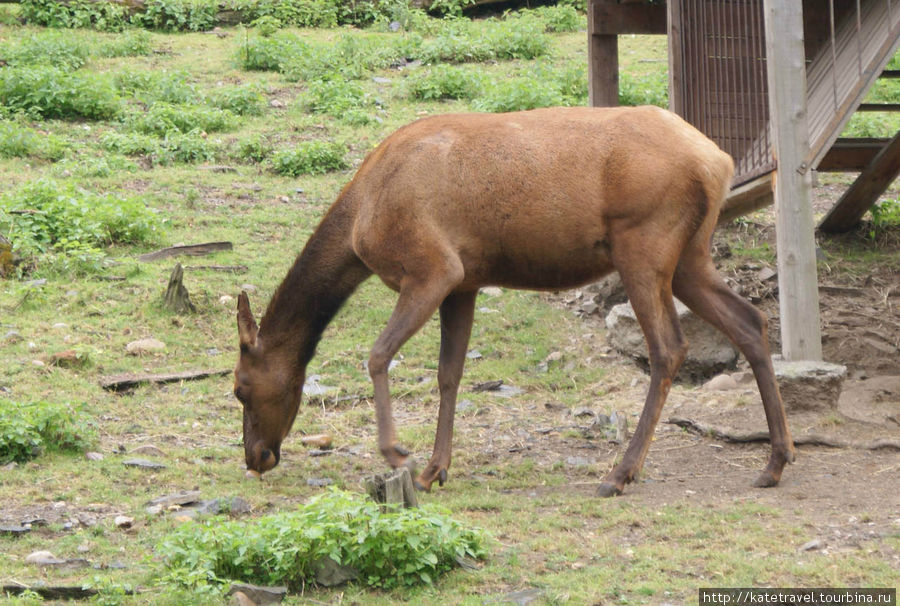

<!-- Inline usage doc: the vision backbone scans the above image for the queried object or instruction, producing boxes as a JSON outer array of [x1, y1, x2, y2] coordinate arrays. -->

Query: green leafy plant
[[531, 5, 583, 33], [237, 135, 274, 163], [96, 29, 153, 57], [303, 77, 372, 120], [0, 120, 67, 161], [867, 198, 900, 241], [157, 488, 488, 590], [0, 179, 163, 257], [270, 141, 348, 176], [129, 103, 236, 136], [473, 77, 565, 113], [20, 0, 130, 30], [405, 64, 484, 101], [0, 67, 121, 120], [0, 31, 92, 70], [135, 0, 217, 32], [208, 84, 265, 116], [0, 400, 94, 464], [618, 70, 668, 107]]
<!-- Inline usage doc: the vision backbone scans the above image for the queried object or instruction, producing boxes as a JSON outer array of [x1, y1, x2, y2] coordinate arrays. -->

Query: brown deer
[[234, 106, 795, 497]]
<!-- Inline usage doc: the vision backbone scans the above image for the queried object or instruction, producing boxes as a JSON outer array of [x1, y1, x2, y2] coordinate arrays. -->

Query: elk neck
[[257, 194, 371, 370]]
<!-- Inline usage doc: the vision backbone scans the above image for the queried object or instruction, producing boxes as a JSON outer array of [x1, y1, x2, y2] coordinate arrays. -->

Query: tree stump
[[363, 468, 418, 509], [163, 263, 196, 313]]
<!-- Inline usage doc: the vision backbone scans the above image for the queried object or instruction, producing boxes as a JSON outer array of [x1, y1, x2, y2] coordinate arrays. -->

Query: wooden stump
[[163, 263, 196, 314], [363, 468, 418, 509]]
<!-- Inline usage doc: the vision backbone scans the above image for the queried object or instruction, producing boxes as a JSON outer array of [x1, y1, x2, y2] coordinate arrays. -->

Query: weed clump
[[0, 67, 120, 120], [406, 65, 484, 101], [157, 488, 488, 590], [0, 121, 67, 161], [271, 141, 348, 176], [0, 400, 94, 464], [129, 103, 236, 136]]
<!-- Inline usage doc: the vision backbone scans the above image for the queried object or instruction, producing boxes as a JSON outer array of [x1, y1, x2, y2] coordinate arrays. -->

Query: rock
[[606, 300, 739, 381], [26, 550, 66, 566], [590, 274, 628, 311], [147, 490, 202, 509], [307, 477, 333, 487], [219, 295, 235, 305], [372, 76, 391, 83], [125, 338, 166, 356], [308, 449, 332, 457], [571, 406, 595, 419], [731, 370, 755, 385], [481, 286, 503, 297], [313, 556, 359, 587], [227, 583, 287, 604], [114, 515, 134, 529], [799, 538, 823, 552], [565, 456, 592, 467], [123, 458, 166, 470], [85, 452, 104, 461], [3, 330, 22, 343], [703, 374, 739, 391], [0, 525, 30, 535], [240, 284, 257, 293], [188, 496, 252, 517], [131, 444, 165, 457], [300, 434, 333, 449], [773, 358, 846, 412], [304, 375, 337, 397], [231, 591, 257, 606], [500, 588, 545, 606], [269, 99, 285, 108], [466, 349, 482, 360]]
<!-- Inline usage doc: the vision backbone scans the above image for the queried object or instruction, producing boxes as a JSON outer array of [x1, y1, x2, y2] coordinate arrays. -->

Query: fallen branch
[[101, 369, 230, 392], [183, 264, 249, 273], [138, 241, 232, 262], [666, 417, 900, 451]]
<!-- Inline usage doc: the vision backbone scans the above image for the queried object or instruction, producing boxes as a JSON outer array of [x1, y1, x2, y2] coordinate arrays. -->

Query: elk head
[[234, 292, 303, 478]]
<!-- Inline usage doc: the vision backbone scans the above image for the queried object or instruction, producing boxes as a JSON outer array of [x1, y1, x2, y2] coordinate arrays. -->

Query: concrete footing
[[773, 357, 847, 412]]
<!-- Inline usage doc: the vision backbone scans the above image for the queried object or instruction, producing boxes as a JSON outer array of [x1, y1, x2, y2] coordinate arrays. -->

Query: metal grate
[[673, 0, 774, 186]]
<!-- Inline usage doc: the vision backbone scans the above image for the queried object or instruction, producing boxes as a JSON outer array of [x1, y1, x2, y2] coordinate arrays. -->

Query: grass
[[0, 10, 898, 605]]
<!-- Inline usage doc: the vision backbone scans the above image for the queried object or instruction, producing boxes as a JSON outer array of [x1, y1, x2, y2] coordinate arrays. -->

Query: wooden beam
[[588, 30, 618, 106], [818, 138, 889, 172], [819, 129, 900, 233], [667, 0, 684, 116], [591, 0, 667, 35], [856, 103, 900, 112], [719, 173, 775, 224], [763, 0, 823, 361]]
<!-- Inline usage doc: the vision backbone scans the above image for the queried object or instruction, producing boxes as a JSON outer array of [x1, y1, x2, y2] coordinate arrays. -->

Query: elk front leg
[[368, 267, 463, 473], [415, 290, 477, 492]]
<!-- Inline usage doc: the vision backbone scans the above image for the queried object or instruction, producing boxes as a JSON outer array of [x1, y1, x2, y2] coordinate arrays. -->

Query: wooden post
[[588, 32, 619, 107], [363, 468, 418, 509], [819, 129, 900, 233], [667, 0, 684, 116], [763, 0, 823, 361]]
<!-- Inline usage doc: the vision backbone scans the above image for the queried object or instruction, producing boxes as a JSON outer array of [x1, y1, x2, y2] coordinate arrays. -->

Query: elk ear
[[237, 291, 259, 350]]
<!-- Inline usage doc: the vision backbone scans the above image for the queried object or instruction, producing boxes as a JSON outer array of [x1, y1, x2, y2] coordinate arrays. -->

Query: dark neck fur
[[258, 198, 370, 368]]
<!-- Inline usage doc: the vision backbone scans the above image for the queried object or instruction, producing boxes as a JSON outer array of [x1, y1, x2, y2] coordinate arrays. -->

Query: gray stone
[[26, 550, 66, 566], [114, 515, 134, 529], [703, 374, 740, 391], [589, 273, 628, 311], [306, 477, 333, 487], [606, 300, 739, 381], [147, 490, 203, 508], [799, 538, 823, 552], [131, 444, 165, 457], [123, 458, 166, 470], [85, 452, 104, 461], [774, 358, 846, 412], [189, 496, 252, 517], [313, 556, 358, 587], [227, 583, 287, 604], [0, 525, 30, 535], [500, 588, 545, 606], [125, 338, 166, 355]]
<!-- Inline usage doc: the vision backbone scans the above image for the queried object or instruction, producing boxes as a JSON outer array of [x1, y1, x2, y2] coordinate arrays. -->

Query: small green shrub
[[473, 77, 565, 113], [428, 0, 476, 18], [418, 21, 492, 64], [136, 0, 217, 32], [0, 67, 121, 120], [159, 131, 219, 163], [237, 135, 274, 163], [130, 103, 236, 136], [20, 0, 130, 30], [157, 488, 488, 590], [271, 141, 348, 176], [0, 32, 92, 70], [486, 14, 550, 60], [208, 84, 265, 116], [619, 70, 668, 107], [101, 131, 161, 156], [238, 32, 305, 72], [867, 198, 900, 241], [271, 0, 339, 28], [96, 29, 153, 57], [405, 65, 484, 101], [0, 179, 163, 255], [0, 400, 94, 464], [419, 17, 550, 64], [115, 71, 198, 105], [530, 5, 583, 33], [0, 121, 67, 161], [303, 78, 371, 118]]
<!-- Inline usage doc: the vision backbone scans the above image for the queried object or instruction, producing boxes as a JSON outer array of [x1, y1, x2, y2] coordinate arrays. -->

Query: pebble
[[800, 538, 823, 552], [131, 444, 165, 457], [241, 284, 257, 293], [125, 338, 166, 355], [227, 583, 287, 605], [26, 550, 66, 566], [85, 452, 104, 461], [307, 478, 333, 487], [114, 515, 134, 529], [481, 287, 503, 297], [219, 295, 235, 306]]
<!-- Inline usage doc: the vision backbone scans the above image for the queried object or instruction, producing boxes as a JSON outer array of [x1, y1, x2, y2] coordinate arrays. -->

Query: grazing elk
[[234, 106, 795, 497]]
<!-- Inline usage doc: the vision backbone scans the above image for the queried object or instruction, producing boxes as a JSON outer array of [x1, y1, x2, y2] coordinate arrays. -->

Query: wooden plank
[[818, 137, 889, 171], [138, 241, 233, 262], [881, 70, 900, 78], [588, 32, 619, 107], [591, 0, 667, 35], [763, 0, 823, 361], [100, 369, 231, 392], [819, 129, 900, 232], [667, 0, 684, 116], [857, 103, 900, 112], [720, 172, 774, 224]]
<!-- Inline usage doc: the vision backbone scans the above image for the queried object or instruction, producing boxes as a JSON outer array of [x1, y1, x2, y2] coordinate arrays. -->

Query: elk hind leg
[[673, 252, 795, 488]]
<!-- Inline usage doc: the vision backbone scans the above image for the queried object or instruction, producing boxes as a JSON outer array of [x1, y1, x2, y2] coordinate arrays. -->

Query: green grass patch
[[0, 399, 94, 464], [157, 488, 488, 591], [0, 120, 67, 161], [270, 140, 348, 176], [0, 66, 120, 120]]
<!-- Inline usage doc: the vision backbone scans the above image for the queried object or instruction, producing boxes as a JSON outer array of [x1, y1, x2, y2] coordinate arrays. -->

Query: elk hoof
[[393, 444, 411, 457], [596, 481, 622, 498], [438, 468, 448, 486], [752, 470, 779, 488]]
